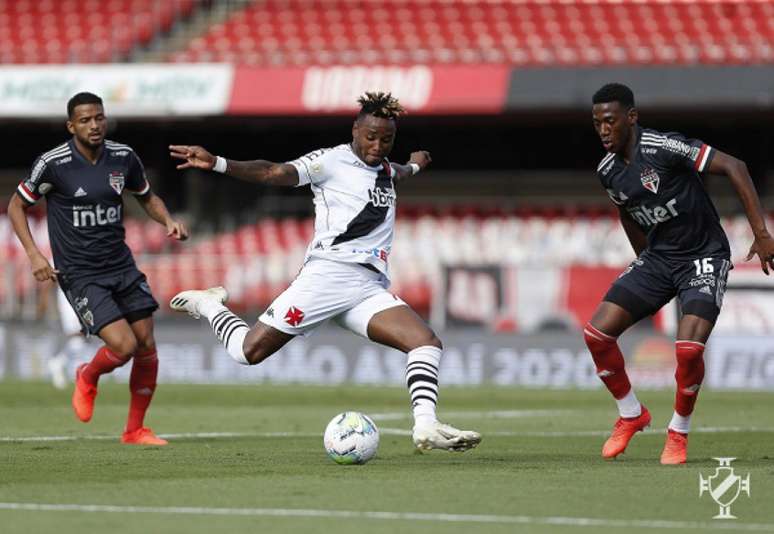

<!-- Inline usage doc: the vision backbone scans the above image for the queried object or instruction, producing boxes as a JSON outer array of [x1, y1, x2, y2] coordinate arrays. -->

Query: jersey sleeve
[[654, 132, 714, 173], [17, 156, 55, 205], [595, 153, 621, 205], [125, 152, 151, 196], [287, 148, 331, 187]]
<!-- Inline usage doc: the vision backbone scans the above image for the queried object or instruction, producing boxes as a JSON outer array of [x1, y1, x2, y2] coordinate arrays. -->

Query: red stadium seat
[[170, 0, 771, 66], [0, 0, 196, 63]]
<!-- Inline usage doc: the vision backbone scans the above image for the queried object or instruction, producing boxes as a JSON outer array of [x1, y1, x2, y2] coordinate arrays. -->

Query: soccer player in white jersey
[[169, 92, 481, 452]]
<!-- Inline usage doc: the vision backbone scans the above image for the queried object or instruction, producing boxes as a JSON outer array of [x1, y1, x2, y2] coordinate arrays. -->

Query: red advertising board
[[228, 65, 509, 115]]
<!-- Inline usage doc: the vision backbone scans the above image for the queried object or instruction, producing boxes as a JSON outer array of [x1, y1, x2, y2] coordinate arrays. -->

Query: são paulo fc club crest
[[640, 167, 660, 194], [284, 306, 305, 327], [108, 171, 125, 195]]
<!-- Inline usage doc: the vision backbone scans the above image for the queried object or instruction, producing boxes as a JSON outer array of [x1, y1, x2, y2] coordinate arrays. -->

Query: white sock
[[406, 345, 441, 427], [668, 412, 691, 434], [198, 299, 227, 320], [208, 308, 250, 365], [616, 389, 642, 418]]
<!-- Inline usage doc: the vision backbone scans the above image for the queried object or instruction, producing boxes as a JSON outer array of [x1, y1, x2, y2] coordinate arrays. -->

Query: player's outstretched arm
[[135, 192, 189, 241], [391, 150, 432, 181], [7, 193, 58, 282], [169, 145, 299, 186], [708, 150, 774, 274], [616, 205, 647, 257]]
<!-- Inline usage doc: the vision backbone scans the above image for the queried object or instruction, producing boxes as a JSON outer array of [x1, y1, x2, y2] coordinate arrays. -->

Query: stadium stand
[[170, 0, 774, 66], [0, 0, 196, 63]]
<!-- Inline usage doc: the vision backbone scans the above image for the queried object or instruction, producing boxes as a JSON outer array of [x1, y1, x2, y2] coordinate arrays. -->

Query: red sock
[[584, 323, 631, 399], [674, 340, 705, 416], [126, 348, 158, 433], [82, 345, 130, 386]]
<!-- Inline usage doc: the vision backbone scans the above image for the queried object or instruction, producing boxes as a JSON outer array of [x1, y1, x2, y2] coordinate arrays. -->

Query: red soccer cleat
[[71, 363, 97, 423], [121, 427, 168, 446], [602, 405, 651, 459], [660, 429, 688, 465]]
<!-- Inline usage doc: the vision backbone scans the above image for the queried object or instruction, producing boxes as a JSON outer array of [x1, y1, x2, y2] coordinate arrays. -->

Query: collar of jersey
[[69, 138, 106, 166], [347, 143, 385, 170]]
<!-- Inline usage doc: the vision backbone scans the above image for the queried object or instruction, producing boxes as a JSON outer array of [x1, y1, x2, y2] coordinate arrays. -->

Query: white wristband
[[409, 163, 421, 175], [213, 156, 228, 173]]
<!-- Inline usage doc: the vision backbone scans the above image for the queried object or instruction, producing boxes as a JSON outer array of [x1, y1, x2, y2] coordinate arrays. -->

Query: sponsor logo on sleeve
[[29, 159, 46, 184], [662, 138, 693, 158]]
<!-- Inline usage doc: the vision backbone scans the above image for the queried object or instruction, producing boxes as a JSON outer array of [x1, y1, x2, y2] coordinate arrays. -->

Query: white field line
[[370, 409, 574, 421], [2, 426, 773, 443], [0, 503, 772, 531]]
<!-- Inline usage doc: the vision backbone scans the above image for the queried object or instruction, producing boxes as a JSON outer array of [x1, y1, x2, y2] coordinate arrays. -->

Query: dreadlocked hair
[[357, 92, 405, 120]]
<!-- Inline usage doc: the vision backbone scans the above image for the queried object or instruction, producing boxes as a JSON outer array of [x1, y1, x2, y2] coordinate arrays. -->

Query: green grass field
[[1, 382, 772, 533]]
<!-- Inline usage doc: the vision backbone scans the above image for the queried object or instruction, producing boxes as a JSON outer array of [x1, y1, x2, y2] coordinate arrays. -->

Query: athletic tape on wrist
[[213, 156, 227, 173], [409, 163, 421, 175]]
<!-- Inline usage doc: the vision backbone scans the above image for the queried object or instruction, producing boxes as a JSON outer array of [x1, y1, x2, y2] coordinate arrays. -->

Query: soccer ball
[[323, 411, 379, 465]]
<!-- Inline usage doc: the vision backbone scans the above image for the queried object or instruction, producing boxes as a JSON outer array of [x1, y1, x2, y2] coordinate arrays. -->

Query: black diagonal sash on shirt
[[331, 162, 392, 246]]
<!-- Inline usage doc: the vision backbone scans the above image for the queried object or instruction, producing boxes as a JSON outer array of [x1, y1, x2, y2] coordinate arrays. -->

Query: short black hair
[[592, 83, 635, 109], [356, 91, 405, 121], [67, 92, 103, 118]]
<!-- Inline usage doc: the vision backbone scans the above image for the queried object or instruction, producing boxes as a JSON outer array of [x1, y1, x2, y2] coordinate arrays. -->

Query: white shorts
[[258, 259, 405, 337], [57, 287, 83, 335]]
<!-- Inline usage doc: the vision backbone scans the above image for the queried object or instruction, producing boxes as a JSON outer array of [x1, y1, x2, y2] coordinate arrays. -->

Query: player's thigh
[[588, 301, 635, 338], [127, 315, 156, 353], [97, 318, 138, 358], [335, 290, 404, 338], [242, 321, 295, 365], [602, 253, 674, 329], [675, 255, 731, 331], [676, 314, 715, 344], [345, 296, 441, 353]]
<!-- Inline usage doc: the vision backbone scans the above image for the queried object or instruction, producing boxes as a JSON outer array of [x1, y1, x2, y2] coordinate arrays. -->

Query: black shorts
[[58, 267, 159, 336], [604, 250, 732, 324]]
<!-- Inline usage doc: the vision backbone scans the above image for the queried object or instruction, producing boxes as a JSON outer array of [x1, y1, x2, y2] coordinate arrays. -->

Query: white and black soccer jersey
[[17, 139, 151, 278], [597, 126, 730, 258], [289, 143, 397, 278]]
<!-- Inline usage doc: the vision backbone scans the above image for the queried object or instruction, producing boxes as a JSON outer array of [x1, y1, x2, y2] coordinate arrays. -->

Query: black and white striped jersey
[[597, 126, 730, 259], [17, 139, 150, 279], [289, 143, 397, 278]]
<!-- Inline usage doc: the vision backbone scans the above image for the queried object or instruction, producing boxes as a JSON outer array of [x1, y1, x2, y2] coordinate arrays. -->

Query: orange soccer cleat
[[71, 363, 97, 422], [602, 405, 651, 459], [121, 427, 168, 446], [660, 429, 688, 465]]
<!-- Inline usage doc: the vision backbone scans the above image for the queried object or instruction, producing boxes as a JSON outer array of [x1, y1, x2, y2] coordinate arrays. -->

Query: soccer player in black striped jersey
[[7, 92, 188, 446], [584, 83, 774, 464]]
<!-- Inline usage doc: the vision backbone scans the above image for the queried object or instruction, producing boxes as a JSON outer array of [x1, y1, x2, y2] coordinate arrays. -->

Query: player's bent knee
[[406, 330, 442, 352], [427, 332, 443, 350], [111, 339, 138, 360], [136, 342, 157, 357], [583, 323, 616, 353]]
